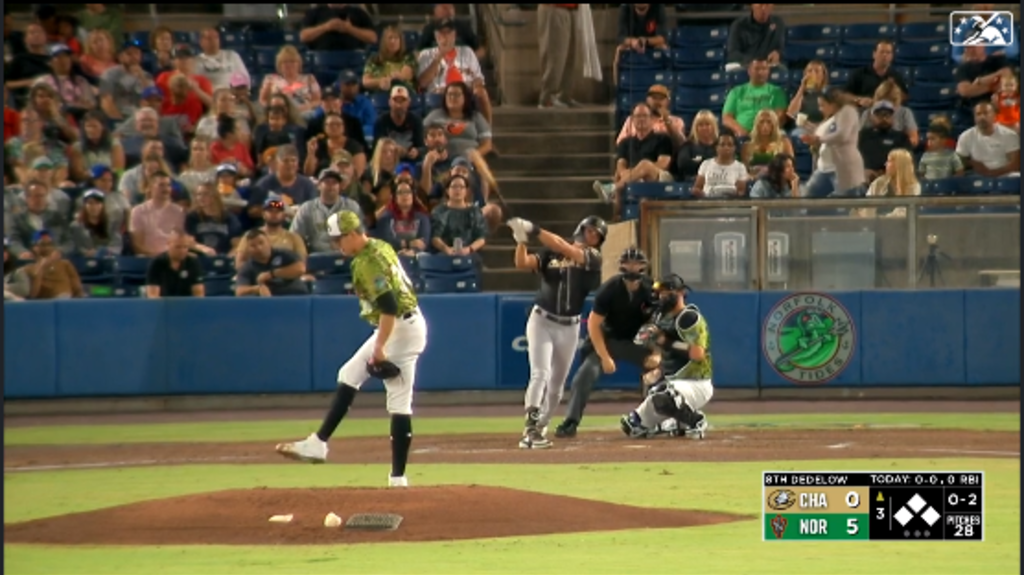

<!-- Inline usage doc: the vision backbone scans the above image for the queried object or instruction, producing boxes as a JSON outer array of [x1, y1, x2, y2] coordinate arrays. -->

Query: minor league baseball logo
[[950, 10, 1014, 47], [763, 293, 855, 385]]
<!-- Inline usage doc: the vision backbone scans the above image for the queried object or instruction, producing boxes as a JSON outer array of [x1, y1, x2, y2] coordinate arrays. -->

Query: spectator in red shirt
[[161, 73, 205, 137], [210, 115, 254, 178], [156, 45, 213, 110], [3, 87, 19, 143]]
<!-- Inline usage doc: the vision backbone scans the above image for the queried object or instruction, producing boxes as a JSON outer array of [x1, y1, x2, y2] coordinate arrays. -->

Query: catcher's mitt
[[367, 359, 402, 380]]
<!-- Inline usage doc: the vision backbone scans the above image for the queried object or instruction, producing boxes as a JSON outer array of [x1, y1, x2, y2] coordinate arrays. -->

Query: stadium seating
[[618, 49, 669, 71], [173, 31, 201, 45], [676, 68, 728, 89], [836, 43, 875, 67], [71, 256, 117, 285], [786, 24, 841, 44], [895, 41, 950, 66], [417, 254, 480, 294], [114, 256, 152, 286], [921, 178, 958, 196], [671, 88, 725, 115], [908, 84, 957, 108], [992, 176, 1022, 195], [305, 253, 351, 277], [956, 176, 994, 196], [312, 276, 350, 295], [785, 44, 835, 67], [842, 23, 896, 43], [829, 68, 851, 87], [203, 278, 235, 297], [307, 50, 367, 73], [670, 47, 724, 70], [625, 182, 692, 202], [668, 26, 728, 48], [617, 70, 676, 94], [914, 64, 956, 86], [899, 22, 949, 41]]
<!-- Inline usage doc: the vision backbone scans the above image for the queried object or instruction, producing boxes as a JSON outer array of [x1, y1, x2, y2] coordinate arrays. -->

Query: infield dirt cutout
[[3, 485, 748, 545]]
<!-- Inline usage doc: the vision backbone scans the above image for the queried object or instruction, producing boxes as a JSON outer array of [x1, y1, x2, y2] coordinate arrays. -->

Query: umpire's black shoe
[[554, 419, 579, 438]]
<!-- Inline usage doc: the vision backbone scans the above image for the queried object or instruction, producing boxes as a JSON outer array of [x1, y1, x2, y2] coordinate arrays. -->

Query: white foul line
[[5, 455, 260, 472], [919, 448, 1020, 457]]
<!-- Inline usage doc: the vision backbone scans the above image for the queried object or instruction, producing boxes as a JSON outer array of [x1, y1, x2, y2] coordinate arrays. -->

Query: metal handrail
[[639, 195, 1022, 290]]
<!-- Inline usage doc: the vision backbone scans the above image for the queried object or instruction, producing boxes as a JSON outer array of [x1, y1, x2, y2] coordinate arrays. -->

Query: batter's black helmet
[[574, 215, 608, 246], [619, 247, 648, 265]]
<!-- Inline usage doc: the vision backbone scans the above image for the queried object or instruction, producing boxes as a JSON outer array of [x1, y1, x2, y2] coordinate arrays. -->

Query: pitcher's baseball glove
[[367, 359, 402, 380]]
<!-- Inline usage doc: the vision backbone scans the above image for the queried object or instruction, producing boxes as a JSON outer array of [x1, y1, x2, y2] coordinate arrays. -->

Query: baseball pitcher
[[620, 274, 712, 439], [275, 211, 427, 488]]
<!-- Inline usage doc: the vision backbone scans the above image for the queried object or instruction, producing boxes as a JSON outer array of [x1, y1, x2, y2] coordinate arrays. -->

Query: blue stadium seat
[[921, 178, 958, 196], [676, 68, 727, 88], [115, 256, 152, 286], [312, 276, 351, 295], [625, 182, 691, 200], [173, 31, 201, 45], [203, 278, 235, 297], [308, 50, 367, 71], [914, 64, 955, 85], [417, 254, 476, 275], [617, 70, 675, 93], [221, 32, 248, 51], [199, 255, 234, 279], [828, 68, 851, 86], [112, 285, 141, 298], [794, 152, 813, 177], [306, 253, 351, 276], [129, 31, 150, 46], [669, 26, 728, 47], [895, 41, 950, 66], [398, 254, 420, 280], [422, 276, 480, 294], [725, 69, 748, 86], [893, 65, 916, 84], [899, 22, 949, 41], [956, 176, 993, 195], [912, 109, 954, 130], [786, 24, 841, 43], [991, 176, 1021, 195], [785, 44, 835, 66], [254, 48, 278, 73], [403, 30, 420, 49], [371, 92, 391, 114], [622, 203, 641, 221], [618, 49, 669, 71], [836, 44, 875, 67], [70, 256, 117, 284], [769, 68, 790, 87], [842, 23, 896, 43], [250, 30, 286, 48], [422, 92, 445, 111], [669, 47, 724, 70], [908, 84, 957, 107], [672, 88, 725, 114]]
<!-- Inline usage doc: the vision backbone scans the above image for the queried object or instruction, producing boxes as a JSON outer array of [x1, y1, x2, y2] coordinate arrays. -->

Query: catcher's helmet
[[574, 215, 608, 246], [653, 273, 690, 294]]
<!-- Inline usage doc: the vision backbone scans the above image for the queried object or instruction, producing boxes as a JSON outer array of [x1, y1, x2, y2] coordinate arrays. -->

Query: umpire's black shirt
[[592, 275, 654, 340], [534, 246, 602, 317]]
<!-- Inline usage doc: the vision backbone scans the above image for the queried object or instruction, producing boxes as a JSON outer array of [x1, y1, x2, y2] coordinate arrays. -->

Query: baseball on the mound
[[323, 512, 342, 528]]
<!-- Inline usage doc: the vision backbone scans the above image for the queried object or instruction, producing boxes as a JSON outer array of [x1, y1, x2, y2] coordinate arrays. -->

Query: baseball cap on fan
[[326, 211, 363, 237]]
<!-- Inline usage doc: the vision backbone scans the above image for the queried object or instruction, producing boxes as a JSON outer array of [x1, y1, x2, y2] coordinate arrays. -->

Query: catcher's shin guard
[[651, 391, 702, 428]]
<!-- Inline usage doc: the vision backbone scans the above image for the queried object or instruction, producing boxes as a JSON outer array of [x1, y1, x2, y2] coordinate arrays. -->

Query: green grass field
[[4, 412, 1020, 575]]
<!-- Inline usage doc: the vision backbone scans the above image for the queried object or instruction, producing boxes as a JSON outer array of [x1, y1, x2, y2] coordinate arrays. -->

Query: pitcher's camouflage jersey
[[655, 303, 713, 381], [351, 238, 418, 326]]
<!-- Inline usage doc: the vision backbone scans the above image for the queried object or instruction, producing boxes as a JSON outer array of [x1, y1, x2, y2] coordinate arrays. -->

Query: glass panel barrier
[[640, 196, 1021, 291]]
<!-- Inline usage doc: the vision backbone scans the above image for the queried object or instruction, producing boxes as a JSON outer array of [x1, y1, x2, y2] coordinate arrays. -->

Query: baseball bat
[[466, 149, 511, 219]]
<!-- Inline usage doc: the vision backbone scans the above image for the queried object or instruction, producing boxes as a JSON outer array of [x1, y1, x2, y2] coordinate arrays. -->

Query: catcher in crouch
[[275, 211, 426, 488], [620, 274, 712, 439]]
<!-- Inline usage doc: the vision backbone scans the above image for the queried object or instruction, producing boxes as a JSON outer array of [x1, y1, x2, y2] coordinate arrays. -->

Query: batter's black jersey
[[533, 246, 602, 317], [591, 275, 655, 340]]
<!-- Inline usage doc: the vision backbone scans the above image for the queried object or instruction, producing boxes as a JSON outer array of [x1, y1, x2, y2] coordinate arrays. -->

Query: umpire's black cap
[[653, 273, 690, 293]]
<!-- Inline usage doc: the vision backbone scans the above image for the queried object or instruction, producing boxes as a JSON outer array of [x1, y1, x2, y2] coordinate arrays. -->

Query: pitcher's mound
[[5, 485, 748, 546]]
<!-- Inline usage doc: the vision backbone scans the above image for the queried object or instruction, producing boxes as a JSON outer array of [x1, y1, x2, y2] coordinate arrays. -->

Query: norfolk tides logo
[[763, 292, 855, 385]]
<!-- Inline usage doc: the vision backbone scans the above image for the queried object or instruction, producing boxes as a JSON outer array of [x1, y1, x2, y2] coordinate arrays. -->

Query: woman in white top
[[801, 88, 865, 198], [692, 133, 750, 198], [258, 46, 321, 118], [177, 137, 217, 199], [855, 148, 921, 218]]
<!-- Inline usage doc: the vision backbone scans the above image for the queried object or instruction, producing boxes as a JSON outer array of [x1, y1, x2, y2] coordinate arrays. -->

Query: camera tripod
[[918, 244, 953, 287]]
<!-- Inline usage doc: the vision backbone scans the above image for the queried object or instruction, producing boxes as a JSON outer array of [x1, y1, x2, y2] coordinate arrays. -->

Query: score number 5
[[847, 518, 860, 535]]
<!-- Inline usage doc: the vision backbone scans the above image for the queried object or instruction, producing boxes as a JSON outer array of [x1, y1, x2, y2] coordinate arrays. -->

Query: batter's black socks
[[390, 414, 413, 477], [525, 407, 541, 429], [316, 384, 358, 442]]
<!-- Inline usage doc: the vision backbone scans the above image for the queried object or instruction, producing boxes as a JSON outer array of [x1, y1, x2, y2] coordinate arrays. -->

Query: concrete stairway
[[481, 106, 615, 292]]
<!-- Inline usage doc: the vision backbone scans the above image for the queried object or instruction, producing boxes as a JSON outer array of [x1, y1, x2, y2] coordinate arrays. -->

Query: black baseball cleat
[[554, 419, 578, 438]]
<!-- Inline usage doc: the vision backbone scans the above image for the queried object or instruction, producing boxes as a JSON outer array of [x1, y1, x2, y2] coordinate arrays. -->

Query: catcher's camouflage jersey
[[351, 238, 418, 326], [654, 303, 713, 381]]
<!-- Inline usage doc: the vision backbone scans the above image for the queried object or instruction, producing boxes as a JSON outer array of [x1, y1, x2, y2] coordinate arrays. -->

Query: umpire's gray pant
[[563, 336, 649, 423]]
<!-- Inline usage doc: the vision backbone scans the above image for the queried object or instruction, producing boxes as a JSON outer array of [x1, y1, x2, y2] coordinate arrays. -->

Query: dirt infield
[[4, 401, 1018, 547], [4, 485, 748, 546]]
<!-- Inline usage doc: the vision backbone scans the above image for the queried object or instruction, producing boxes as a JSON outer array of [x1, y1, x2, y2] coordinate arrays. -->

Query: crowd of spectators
[[4, 3, 504, 301], [599, 3, 1020, 221]]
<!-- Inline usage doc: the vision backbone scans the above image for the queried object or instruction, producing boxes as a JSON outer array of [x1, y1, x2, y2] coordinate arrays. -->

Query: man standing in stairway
[[538, 4, 583, 109]]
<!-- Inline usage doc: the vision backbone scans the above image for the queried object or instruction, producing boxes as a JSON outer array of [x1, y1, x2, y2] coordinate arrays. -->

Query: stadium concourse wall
[[3, 289, 1019, 402]]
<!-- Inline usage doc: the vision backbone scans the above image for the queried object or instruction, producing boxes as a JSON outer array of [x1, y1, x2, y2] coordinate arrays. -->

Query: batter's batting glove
[[367, 359, 402, 380]]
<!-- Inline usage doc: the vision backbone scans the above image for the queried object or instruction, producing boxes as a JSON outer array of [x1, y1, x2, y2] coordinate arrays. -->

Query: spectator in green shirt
[[76, 5, 123, 49], [722, 59, 788, 138]]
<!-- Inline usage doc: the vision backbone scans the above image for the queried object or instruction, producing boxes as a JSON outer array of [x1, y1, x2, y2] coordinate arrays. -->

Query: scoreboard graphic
[[762, 472, 984, 541]]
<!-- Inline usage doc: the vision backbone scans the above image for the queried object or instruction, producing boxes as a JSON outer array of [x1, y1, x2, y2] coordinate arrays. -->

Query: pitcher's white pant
[[337, 309, 428, 415], [524, 306, 580, 427], [635, 378, 714, 429]]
